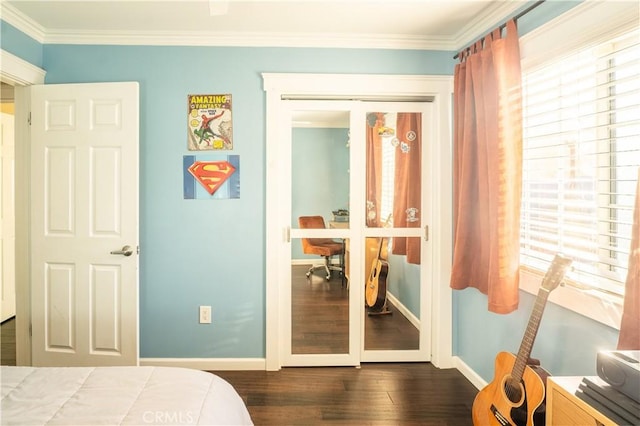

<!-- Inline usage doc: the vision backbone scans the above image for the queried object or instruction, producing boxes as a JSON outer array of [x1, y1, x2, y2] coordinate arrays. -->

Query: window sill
[[519, 268, 622, 331]]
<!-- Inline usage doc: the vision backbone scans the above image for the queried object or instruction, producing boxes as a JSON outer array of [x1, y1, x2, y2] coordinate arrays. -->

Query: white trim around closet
[[262, 73, 454, 371]]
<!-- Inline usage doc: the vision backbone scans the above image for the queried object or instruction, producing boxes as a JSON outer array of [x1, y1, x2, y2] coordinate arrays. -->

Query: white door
[[1, 111, 16, 322], [30, 82, 139, 366]]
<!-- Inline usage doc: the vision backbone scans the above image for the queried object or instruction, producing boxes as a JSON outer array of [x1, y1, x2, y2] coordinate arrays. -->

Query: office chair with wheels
[[298, 215, 343, 281]]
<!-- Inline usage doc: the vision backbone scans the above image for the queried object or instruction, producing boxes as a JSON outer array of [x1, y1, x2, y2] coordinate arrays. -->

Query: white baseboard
[[386, 292, 419, 329], [140, 358, 266, 371], [453, 356, 487, 391]]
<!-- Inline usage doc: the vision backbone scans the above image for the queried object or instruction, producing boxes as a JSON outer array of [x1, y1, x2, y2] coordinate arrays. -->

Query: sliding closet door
[[283, 101, 361, 366], [280, 100, 433, 366], [360, 103, 432, 363]]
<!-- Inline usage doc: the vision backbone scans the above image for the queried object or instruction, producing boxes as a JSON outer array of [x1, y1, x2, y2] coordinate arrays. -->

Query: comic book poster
[[183, 154, 240, 200], [187, 94, 232, 150]]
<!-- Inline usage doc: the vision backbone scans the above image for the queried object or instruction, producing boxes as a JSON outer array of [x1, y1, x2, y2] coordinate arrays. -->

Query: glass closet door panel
[[287, 104, 355, 365], [365, 110, 421, 233], [364, 236, 421, 351], [362, 105, 429, 360]]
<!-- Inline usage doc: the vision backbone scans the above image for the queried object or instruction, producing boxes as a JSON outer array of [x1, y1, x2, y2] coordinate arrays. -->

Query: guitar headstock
[[541, 254, 573, 292]]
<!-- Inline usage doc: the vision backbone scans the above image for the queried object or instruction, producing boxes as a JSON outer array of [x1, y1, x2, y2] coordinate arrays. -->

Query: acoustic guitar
[[472, 254, 572, 426], [365, 235, 389, 312]]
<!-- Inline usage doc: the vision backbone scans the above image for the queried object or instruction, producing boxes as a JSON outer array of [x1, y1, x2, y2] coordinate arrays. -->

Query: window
[[520, 28, 639, 300], [380, 112, 396, 225]]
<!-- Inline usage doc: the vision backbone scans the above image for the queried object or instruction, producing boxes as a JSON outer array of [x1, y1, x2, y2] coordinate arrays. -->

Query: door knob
[[110, 245, 133, 257]]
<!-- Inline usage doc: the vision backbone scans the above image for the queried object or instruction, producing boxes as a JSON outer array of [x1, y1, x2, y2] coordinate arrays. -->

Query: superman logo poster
[[183, 155, 240, 199]]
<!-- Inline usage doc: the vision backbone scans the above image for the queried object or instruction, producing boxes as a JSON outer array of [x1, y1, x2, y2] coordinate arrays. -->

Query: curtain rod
[[453, 0, 546, 60]]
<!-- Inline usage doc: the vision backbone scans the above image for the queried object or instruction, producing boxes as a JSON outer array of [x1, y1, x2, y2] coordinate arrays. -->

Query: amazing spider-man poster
[[187, 94, 233, 150]]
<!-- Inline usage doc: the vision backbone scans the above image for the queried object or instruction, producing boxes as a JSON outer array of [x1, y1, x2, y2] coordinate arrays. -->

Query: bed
[[1, 365, 253, 425]]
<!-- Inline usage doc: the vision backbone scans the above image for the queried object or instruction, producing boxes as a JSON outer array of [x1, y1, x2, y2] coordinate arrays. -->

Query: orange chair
[[298, 215, 343, 281]]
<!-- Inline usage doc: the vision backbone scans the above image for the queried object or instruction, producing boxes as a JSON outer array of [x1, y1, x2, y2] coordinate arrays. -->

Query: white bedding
[[1, 366, 253, 425]]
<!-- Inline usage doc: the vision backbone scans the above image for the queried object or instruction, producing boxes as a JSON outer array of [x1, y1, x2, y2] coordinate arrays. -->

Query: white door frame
[[263, 73, 455, 371], [0, 49, 46, 366]]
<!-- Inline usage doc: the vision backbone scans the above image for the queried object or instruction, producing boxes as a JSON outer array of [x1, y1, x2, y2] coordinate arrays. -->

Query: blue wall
[[454, 289, 619, 381], [2, 0, 619, 375], [0, 20, 43, 67], [387, 253, 421, 317]]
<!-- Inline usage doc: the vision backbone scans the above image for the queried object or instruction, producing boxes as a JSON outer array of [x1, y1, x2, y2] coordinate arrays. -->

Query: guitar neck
[[375, 214, 392, 260], [376, 237, 384, 259], [512, 286, 551, 382]]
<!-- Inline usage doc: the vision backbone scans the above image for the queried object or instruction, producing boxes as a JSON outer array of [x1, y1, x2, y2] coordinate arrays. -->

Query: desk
[[326, 222, 384, 290], [328, 221, 348, 229], [328, 221, 348, 286], [546, 376, 619, 426]]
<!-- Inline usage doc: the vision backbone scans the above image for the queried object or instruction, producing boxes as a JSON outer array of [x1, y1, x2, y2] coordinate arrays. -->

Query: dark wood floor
[[212, 363, 478, 425], [1, 317, 17, 366]]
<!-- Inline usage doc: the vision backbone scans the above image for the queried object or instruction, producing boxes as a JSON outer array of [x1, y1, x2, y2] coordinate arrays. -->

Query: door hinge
[[29, 323, 32, 337], [28, 112, 32, 126], [424, 225, 429, 242], [285, 226, 291, 243]]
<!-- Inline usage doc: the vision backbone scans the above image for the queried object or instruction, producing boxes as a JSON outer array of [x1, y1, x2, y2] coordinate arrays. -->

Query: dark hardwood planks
[[212, 363, 477, 425], [1, 317, 16, 366]]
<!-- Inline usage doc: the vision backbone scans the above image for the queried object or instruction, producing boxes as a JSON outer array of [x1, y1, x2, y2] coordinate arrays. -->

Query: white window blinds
[[520, 28, 640, 298]]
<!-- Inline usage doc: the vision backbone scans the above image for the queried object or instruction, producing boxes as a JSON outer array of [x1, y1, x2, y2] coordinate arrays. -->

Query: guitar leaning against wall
[[365, 235, 389, 312], [472, 254, 573, 426], [365, 215, 393, 314]]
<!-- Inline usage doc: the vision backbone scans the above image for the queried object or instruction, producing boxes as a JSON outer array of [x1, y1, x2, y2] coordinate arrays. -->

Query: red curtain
[[618, 168, 640, 350], [450, 20, 523, 314], [392, 112, 421, 264]]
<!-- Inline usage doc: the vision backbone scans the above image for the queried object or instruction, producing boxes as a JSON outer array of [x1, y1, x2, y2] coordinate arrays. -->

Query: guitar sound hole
[[504, 380, 523, 403]]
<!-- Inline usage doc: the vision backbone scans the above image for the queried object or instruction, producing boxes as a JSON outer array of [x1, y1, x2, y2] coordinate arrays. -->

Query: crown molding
[[1, 0, 519, 51], [0, 2, 46, 43], [453, 1, 527, 52], [39, 29, 457, 50]]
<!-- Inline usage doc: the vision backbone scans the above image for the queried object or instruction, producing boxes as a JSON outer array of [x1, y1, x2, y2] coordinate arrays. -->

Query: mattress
[[0, 366, 253, 425]]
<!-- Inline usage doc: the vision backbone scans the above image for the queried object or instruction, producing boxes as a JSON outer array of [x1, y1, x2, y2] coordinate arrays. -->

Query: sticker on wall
[[183, 155, 240, 199], [187, 94, 233, 150]]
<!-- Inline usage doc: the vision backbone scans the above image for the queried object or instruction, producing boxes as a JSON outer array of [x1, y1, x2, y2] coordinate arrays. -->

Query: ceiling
[[1, 0, 528, 50]]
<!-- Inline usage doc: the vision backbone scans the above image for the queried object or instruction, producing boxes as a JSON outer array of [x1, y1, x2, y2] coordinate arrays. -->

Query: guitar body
[[471, 255, 571, 426], [472, 352, 546, 426], [365, 258, 388, 310]]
